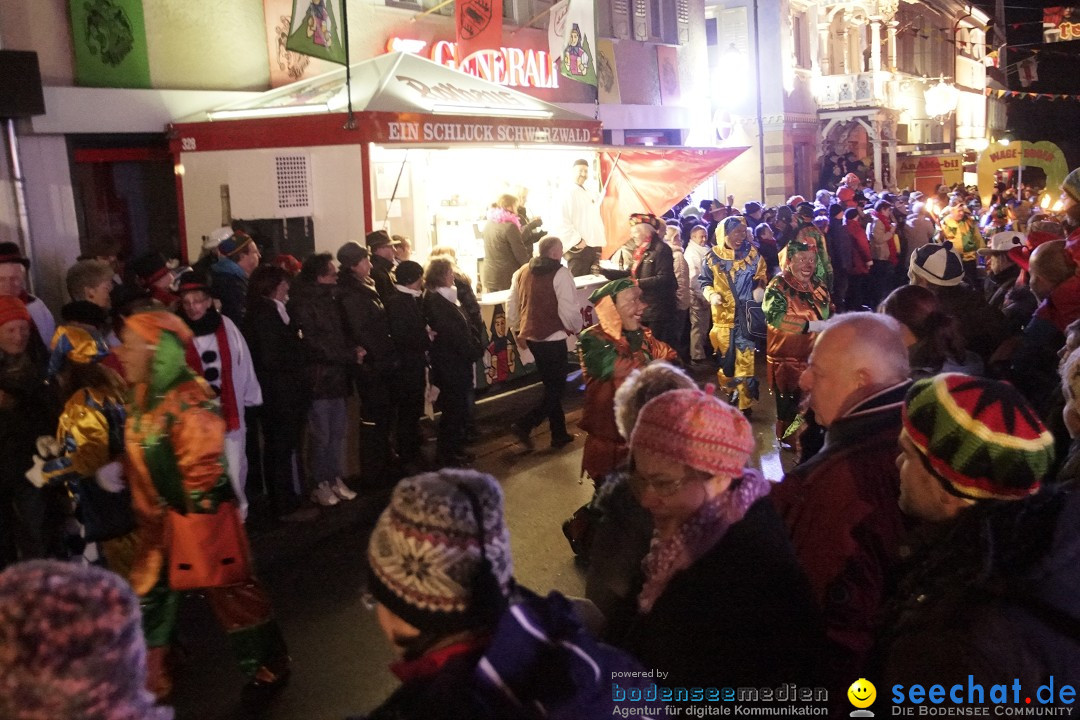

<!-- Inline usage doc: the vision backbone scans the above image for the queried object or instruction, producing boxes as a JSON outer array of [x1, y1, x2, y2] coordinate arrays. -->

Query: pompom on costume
[[120, 312, 288, 699], [577, 279, 677, 480], [697, 218, 768, 411]]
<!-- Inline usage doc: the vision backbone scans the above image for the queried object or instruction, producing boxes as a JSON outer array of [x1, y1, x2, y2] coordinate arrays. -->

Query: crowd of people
[[2, 160, 1080, 719]]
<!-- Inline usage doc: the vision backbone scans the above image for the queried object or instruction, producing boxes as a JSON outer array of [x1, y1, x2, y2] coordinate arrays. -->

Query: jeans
[[308, 397, 347, 485], [520, 339, 570, 438]]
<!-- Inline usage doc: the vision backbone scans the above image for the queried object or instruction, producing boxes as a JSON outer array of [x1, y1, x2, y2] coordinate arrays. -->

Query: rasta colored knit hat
[[367, 469, 514, 636], [0, 560, 171, 720], [1062, 167, 1080, 204], [0, 296, 30, 328], [630, 388, 755, 479], [909, 241, 965, 287], [902, 374, 1054, 501]]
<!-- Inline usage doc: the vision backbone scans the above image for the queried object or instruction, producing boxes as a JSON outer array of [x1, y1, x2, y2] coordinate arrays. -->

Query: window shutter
[[675, 0, 690, 44], [632, 0, 649, 41], [612, 0, 631, 39]]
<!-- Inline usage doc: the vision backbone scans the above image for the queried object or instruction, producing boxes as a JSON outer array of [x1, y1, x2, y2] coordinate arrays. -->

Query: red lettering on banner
[[389, 37, 558, 89]]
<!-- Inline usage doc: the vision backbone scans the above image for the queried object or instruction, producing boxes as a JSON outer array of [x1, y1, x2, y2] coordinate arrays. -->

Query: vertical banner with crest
[[265, 0, 340, 86], [548, 0, 597, 86], [456, 0, 503, 63], [285, 0, 347, 64], [68, 0, 151, 87]]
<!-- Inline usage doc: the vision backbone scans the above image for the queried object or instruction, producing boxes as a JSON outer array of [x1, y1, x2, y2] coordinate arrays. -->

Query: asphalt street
[[168, 360, 791, 720]]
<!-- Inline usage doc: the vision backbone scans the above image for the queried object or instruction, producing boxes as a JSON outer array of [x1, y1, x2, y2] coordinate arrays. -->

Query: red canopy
[[598, 147, 749, 256]]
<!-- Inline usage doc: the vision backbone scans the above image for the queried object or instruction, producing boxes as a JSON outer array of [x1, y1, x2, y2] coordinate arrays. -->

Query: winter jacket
[[983, 263, 1037, 334], [210, 257, 248, 324], [622, 498, 823, 689], [424, 289, 483, 391], [905, 212, 936, 253], [880, 490, 1080, 690], [847, 219, 873, 275], [869, 213, 898, 264], [370, 253, 396, 303], [934, 284, 1009, 362], [287, 280, 354, 399], [633, 239, 677, 326], [384, 286, 430, 374], [668, 239, 692, 311], [1010, 277, 1080, 421], [482, 219, 531, 293], [338, 273, 397, 372], [244, 296, 308, 416], [454, 272, 484, 337], [771, 381, 914, 694], [827, 218, 853, 274], [350, 589, 663, 720]]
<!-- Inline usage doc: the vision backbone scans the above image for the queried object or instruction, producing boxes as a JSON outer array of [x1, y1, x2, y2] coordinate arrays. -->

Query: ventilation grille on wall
[[275, 154, 311, 216]]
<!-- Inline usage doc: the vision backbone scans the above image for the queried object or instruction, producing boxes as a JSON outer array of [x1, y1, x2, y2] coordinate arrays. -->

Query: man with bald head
[[1011, 239, 1080, 421], [772, 312, 913, 698]]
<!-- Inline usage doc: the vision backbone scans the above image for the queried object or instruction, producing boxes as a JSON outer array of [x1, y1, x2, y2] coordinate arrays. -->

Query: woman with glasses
[[618, 388, 822, 689]]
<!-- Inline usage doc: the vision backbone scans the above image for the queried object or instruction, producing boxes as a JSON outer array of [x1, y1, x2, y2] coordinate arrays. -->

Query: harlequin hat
[[47, 323, 109, 376], [629, 213, 664, 232], [123, 309, 193, 346], [902, 373, 1054, 501], [630, 388, 755, 479], [589, 277, 636, 305], [367, 469, 513, 635], [909, 241, 965, 287]]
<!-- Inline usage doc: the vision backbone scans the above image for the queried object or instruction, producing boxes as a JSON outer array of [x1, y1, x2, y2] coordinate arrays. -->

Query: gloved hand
[[752, 287, 765, 303], [806, 320, 829, 333], [710, 293, 724, 307], [95, 460, 126, 493], [25, 455, 46, 488], [36, 436, 61, 459]]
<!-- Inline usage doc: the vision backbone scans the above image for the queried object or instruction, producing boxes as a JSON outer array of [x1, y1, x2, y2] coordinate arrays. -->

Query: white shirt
[[507, 263, 583, 342], [548, 183, 605, 249], [684, 242, 711, 300]]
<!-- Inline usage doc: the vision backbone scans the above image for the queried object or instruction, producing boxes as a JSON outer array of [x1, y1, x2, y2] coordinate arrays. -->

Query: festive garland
[[984, 87, 1080, 101]]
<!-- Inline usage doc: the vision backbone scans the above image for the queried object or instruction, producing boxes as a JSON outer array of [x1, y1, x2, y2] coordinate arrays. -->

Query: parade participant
[[772, 313, 912, 697], [882, 374, 1078, 685], [0, 560, 173, 720], [785, 202, 833, 292], [763, 237, 831, 450], [175, 271, 262, 519], [621, 388, 821, 688], [115, 310, 289, 702], [577, 278, 677, 482], [0, 242, 55, 347], [358, 469, 661, 720], [210, 231, 260, 323], [549, 159, 604, 277], [507, 236, 582, 451], [938, 197, 984, 285], [0, 297, 56, 569], [25, 307, 130, 567], [698, 216, 767, 414]]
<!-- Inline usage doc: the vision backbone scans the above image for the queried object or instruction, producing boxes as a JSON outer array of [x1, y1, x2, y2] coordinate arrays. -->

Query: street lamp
[[924, 75, 960, 124]]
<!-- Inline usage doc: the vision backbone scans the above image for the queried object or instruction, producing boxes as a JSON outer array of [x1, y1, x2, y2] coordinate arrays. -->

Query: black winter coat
[[634, 239, 677, 325], [288, 280, 354, 399], [621, 498, 823, 688], [209, 265, 248, 324], [384, 288, 430, 374], [423, 290, 483, 390], [371, 254, 396, 303], [244, 296, 308, 416], [0, 335, 57, 487], [338, 274, 397, 370], [454, 272, 484, 337]]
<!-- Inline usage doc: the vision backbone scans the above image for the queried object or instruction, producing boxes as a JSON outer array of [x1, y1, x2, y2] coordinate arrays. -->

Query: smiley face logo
[[848, 678, 877, 709]]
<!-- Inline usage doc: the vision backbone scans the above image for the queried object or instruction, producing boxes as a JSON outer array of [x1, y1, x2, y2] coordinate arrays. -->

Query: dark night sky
[[974, 0, 1080, 166]]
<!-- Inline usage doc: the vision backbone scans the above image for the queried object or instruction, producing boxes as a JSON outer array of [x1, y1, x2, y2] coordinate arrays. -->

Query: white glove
[[752, 287, 765, 303], [710, 293, 724, 307], [36, 436, 61, 459], [25, 455, 46, 488], [806, 320, 829, 333], [95, 460, 126, 493]]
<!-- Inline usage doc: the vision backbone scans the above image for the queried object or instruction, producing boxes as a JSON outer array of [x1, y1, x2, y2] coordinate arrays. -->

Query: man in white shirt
[[549, 159, 605, 277], [683, 223, 712, 363], [507, 236, 583, 451], [0, 242, 55, 347]]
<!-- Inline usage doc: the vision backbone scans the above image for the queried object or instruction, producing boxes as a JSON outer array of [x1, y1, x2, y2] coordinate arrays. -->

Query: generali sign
[[386, 37, 559, 89]]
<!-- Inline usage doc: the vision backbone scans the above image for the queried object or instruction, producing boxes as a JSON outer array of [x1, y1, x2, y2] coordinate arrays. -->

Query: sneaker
[[311, 482, 340, 507], [331, 477, 358, 501]]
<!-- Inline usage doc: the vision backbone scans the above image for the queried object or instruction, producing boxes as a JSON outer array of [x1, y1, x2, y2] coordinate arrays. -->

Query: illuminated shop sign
[[386, 37, 560, 89]]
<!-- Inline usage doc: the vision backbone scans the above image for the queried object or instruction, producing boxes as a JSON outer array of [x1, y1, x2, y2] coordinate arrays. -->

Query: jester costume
[[763, 241, 832, 442], [121, 312, 288, 699], [31, 313, 130, 568], [939, 211, 984, 263], [780, 217, 834, 292], [578, 279, 677, 481], [698, 220, 768, 411]]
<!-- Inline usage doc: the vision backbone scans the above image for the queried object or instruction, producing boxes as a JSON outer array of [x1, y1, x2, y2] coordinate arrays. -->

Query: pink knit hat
[[629, 388, 755, 478]]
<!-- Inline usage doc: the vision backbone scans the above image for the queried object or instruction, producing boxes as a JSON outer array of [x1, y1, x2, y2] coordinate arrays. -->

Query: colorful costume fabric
[[577, 283, 676, 480], [780, 220, 834, 292], [121, 312, 287, 698], [763, 270, 831, 428], [939, 214, 984, 262], [698, 237, 767, 411]]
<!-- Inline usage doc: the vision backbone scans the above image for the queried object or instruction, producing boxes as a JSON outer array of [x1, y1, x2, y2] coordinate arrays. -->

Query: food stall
[[169, 52, 746, 390]]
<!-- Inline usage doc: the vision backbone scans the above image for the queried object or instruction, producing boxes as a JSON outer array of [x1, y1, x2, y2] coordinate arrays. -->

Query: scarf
[[487, 207, 522, 229], [638, 469, 771, 613], [182, 310, 239, 431], [435, 285, 460, 306], [874, 210, 894, 232], [631, 239, 652, 279]]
